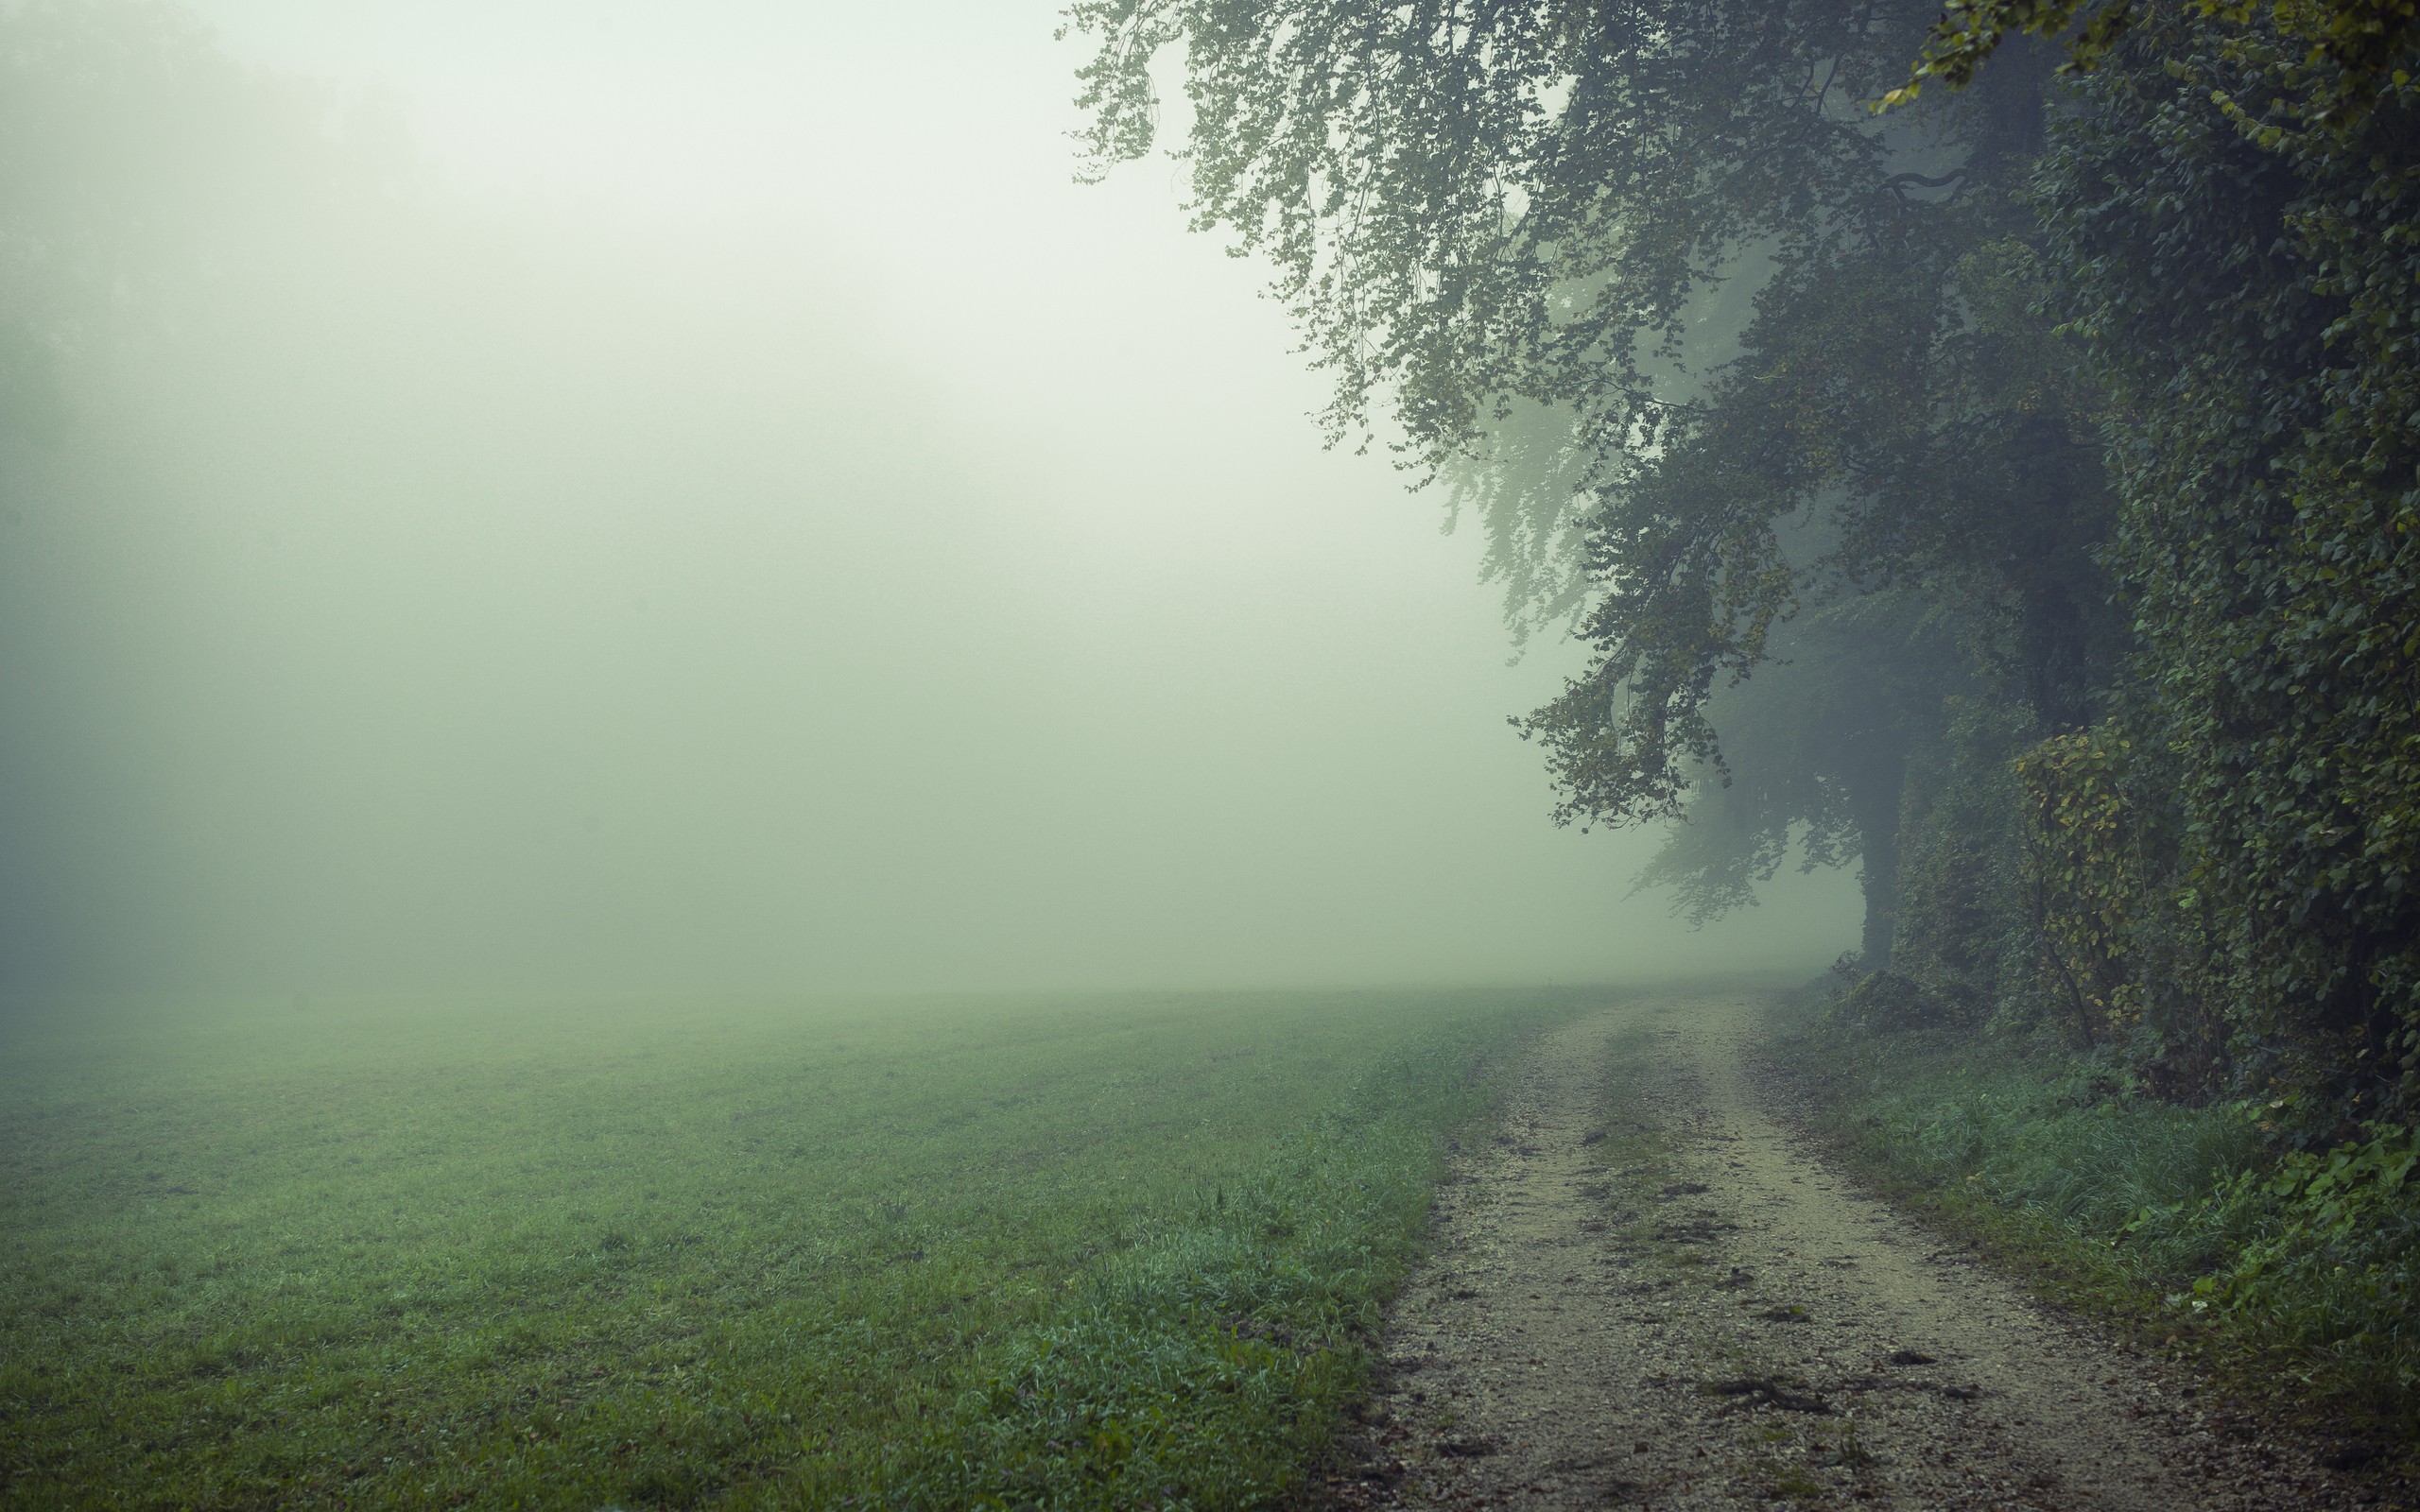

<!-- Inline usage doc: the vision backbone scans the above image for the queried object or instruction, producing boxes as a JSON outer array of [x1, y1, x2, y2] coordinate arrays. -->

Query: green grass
[[0, 987, 1596, 1509], [1774, 998, 2419, 1453]]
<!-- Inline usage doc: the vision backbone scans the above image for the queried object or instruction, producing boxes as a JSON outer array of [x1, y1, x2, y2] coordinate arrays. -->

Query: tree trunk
[[1850, 750, 1908, 972]]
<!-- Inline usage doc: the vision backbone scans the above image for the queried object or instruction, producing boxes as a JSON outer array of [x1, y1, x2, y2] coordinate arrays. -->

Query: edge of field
[[1760, 984, 2420, 1491]]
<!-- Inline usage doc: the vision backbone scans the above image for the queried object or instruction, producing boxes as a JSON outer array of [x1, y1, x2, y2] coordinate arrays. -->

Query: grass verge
[[1768, 989, 2418, 1467]]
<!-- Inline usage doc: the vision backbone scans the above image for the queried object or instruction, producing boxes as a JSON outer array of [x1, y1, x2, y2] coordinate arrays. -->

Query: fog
[[0, 0, 1860, 997]]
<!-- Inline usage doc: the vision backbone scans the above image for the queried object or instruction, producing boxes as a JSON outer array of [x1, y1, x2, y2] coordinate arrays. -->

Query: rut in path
[[1322, 991, 2395, 1511]]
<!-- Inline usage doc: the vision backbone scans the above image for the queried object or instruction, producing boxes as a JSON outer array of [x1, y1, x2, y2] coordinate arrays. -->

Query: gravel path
[[1321, 990, 2404, 1511]]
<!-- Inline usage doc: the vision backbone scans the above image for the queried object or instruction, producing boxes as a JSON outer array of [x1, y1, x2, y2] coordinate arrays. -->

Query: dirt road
[[1322, 991, 2395, 1510]]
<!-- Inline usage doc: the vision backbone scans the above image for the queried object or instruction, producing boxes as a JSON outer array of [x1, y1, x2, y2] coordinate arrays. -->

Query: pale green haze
[[1, 8, 1867, 1503], [0, 0, 1858, 998]]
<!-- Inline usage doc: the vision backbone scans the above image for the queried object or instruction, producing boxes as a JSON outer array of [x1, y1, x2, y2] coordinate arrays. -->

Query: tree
[[1890, 0, 2420, 128], [1067, 0, 2119, 963], [2031, 5, 2420, 1118], [1070, 0, 2420, 1125], [1634, 594, 1971, 967]]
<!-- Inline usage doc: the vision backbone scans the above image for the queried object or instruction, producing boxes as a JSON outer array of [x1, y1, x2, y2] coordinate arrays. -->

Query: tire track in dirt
[[1322, 990, 2401, 1511]]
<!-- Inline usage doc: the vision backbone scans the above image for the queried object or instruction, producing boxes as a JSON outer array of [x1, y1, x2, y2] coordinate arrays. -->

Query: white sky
[[37, 0, 1859, 993]]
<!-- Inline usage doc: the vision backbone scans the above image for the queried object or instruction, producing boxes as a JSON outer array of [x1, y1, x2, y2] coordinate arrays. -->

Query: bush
[[2181, 1125, 2420, 1404]]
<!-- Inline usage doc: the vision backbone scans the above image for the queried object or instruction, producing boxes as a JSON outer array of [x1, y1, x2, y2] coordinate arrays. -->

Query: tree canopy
[[1891, 0, 2420, 125], [1070, 0, 2420, 1129], [1069, 0, 2115, 969]]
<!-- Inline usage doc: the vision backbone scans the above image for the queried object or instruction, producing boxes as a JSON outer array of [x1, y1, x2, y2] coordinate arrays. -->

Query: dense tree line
[[1065, 3, 2419, 1148]]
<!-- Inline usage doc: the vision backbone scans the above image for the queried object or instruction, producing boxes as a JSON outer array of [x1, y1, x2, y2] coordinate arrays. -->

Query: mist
[[0, 0, 1861, 998]]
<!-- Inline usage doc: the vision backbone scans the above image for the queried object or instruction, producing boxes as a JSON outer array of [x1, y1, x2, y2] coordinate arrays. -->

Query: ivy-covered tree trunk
[[2037, 9, 2420, 1122]]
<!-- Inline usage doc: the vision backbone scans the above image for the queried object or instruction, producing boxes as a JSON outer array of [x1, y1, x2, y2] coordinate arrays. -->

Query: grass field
[[0, 987, 1595, 1509]]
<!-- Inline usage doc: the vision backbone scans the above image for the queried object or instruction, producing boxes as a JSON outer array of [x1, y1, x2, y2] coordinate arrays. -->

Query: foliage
[[2193, 1122, 2420, 1399], [1633, 595, 1969, 963], [1070, 0, 2419, 1133], [1995, 719, 2238, 1093], [0, 988, 1570, 1508], [1889, 0, 2144, 103], [1438, 398, 1600, 651], [2014, 725, 2148, 1049], [1888, 698, 2033, 1022], [1889, 0, 2420, 129], [2036, 4, 2420, 1124], [1067, 0, 2118, 967], [1788, 1008, 2420, 1433], [1068, 0, 2420, 1415]]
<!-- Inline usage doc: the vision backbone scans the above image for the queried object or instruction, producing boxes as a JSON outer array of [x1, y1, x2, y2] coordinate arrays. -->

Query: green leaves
[[1883, 0, 2141, 110], [1066, 2, 2120, 966], [1884, 1, 2419, 129], [1068, 0, 2420, 1137], [2036, 0, 2420, 1120]]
